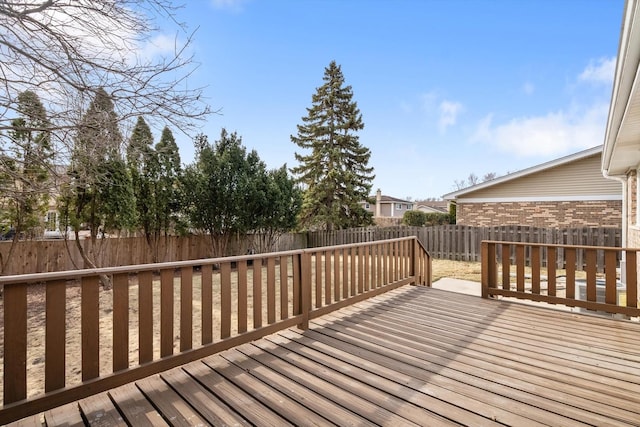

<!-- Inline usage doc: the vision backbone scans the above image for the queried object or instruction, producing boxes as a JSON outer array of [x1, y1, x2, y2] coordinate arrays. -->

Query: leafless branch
[[0, 0, 211, 138]]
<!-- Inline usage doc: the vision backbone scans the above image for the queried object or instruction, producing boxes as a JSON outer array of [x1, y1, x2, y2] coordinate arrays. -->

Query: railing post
[[410, 238, 416, 284], [298, 251, 311, 330], [3, 282, 27, 404], [626, 250, 638, 308], [481, 241, 496, 298]]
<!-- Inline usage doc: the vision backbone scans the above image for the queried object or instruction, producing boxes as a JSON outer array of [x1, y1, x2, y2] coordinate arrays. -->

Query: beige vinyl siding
[[460, 154, 620, 199]]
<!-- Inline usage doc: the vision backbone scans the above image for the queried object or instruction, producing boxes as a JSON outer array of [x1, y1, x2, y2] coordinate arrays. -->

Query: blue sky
[[162, 0, 624, 200]]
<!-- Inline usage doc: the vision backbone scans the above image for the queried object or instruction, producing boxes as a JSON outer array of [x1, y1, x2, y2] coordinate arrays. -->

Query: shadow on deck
[[14, 286, 640, 426]]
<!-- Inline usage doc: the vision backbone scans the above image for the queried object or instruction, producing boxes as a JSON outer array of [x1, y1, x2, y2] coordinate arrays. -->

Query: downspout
[[602, 171, 628, 281]]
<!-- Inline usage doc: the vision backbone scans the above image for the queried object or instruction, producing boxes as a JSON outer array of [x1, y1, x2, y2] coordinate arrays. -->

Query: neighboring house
[[362, 189, 413, 225], [362, 189, 414, 219], [602, 0, 640, 252], [43, 165, 69, 238], [415, 200, 449, 214], [443, 145, 622, 227]]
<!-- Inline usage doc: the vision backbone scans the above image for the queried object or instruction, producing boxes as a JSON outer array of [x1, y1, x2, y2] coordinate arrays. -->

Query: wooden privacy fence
[[0, 233, 307, 275], [0, 237, 431, 425], [1, 226, 621, 276], [307, 225, 622, 270], [481, 240, 640, 317]]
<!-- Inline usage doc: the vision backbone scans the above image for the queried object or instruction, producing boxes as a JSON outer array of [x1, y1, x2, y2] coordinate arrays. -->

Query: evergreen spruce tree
[[60, 88, 136, 276], [0, 91, 52, 273], [126, 116, 158, 256], [155, 126, 183, 237], [291, 61, 374, 230]]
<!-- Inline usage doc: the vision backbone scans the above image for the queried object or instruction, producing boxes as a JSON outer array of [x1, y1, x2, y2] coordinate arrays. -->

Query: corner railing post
[[481, 241, 496, 298]]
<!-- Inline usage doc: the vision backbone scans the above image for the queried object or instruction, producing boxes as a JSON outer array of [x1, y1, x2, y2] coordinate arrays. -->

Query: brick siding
[[457, 200, 622, 228]]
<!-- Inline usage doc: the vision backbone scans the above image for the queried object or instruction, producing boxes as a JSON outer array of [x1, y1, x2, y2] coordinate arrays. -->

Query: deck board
[[9, 286, 640, 426]]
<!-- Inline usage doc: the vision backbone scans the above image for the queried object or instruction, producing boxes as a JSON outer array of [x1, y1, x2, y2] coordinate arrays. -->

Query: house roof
[[376, 195, 412, 204], [443, 145, 605, 200], [603, 0, 640, 176]]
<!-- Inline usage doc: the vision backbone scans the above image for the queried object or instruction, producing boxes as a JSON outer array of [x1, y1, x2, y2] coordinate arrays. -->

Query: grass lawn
[[432, 259, 482, 282]]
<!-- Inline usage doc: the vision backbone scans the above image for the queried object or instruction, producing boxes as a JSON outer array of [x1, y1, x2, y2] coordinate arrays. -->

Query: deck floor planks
[[281, 327, 551, 426], [264, 331, 504, 427], [43, 402, 85, 427], [391, 292, 640, 366], [234, 341, 420, 426], [135, 375, 208, 427], [334, 300, 640, 411], [183, 358, 294, 427], [159, 367, 251, 427], [414, 289, 640, 353], [10, 286, 640, 426], [9, 415, 43, 427], [202, 351, 341, 426], [108, 383, 169, 427], [305, 318, 594, 427], [77, 392, 126, 426], [251, 336, 459, 427], [319, 305, 640, 425], [370, 291, 640, 386], [339, 295, 640, 390], [212, 349, 373, 427]]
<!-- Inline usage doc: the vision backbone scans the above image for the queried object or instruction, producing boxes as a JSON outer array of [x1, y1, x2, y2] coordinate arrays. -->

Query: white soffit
[[604, 0, 640, 176]]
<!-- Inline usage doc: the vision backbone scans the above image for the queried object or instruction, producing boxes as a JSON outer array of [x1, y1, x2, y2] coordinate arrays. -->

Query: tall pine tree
[[60, 88, 136, 276], [0, 91, 52, 273], [155, 126, 183, 238], [291, 61, 374, 231], [126, 116, 157, 256]]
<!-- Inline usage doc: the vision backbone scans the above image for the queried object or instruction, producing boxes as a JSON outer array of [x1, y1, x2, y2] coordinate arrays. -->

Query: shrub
[[402, 210, 426, 226]]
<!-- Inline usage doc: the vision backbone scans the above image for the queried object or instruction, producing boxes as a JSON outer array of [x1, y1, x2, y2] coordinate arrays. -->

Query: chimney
[[375, 188, 382, 218]]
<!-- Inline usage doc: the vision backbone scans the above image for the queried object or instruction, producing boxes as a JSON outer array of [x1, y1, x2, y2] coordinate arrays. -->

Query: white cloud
[[421, 91, 438, 112], [522, 82, 535, 95], [137, 34, 179, 61], [471, 103, 608, 157], [438, 100, 463, 132], [211, 0, 248, 11], [578, 57, 615, 85]]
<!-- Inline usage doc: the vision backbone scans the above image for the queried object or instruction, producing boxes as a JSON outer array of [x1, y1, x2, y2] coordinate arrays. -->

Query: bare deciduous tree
[[453, 172, 499, 190], [0, 0, 210, 142]]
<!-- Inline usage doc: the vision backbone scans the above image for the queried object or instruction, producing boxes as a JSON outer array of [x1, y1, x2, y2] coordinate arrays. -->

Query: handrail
[[481, 240, 639, 317], [0, 236, 431, 425]]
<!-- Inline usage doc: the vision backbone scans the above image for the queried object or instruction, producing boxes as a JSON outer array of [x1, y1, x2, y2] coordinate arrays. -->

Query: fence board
[[304, 225, 621, 271], [0, 226, 622, 276]]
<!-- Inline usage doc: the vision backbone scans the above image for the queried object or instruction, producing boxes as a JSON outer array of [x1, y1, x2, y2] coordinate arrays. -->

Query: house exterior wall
[[457, 200, 622, 227], [363, 201, 413, 218], [627, 169, 640, 246], [461, 154, 620, 199]]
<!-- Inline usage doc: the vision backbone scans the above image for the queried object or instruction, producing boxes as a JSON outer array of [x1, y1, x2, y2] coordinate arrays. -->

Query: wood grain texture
[[27, 286, 640, 427]]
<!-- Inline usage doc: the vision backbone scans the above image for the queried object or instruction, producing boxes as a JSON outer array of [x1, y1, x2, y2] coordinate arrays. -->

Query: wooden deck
[[11, 286, 640, 426]]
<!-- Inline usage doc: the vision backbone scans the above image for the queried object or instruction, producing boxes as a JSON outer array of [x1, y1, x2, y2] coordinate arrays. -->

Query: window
[[365, 203, 370, 209], [395, 203, 402, 210], [46, 211, 57, 231]]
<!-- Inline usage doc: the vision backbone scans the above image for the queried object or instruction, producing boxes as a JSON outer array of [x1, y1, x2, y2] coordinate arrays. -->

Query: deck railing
[[481, 240, 639, 317], [0, 236, 431, 425]]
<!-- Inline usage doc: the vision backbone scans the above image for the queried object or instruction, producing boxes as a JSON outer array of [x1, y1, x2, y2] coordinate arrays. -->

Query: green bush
[[402, 210, 426, 226], [424, 212, 451, 225], [403, 210, 453, 226]]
